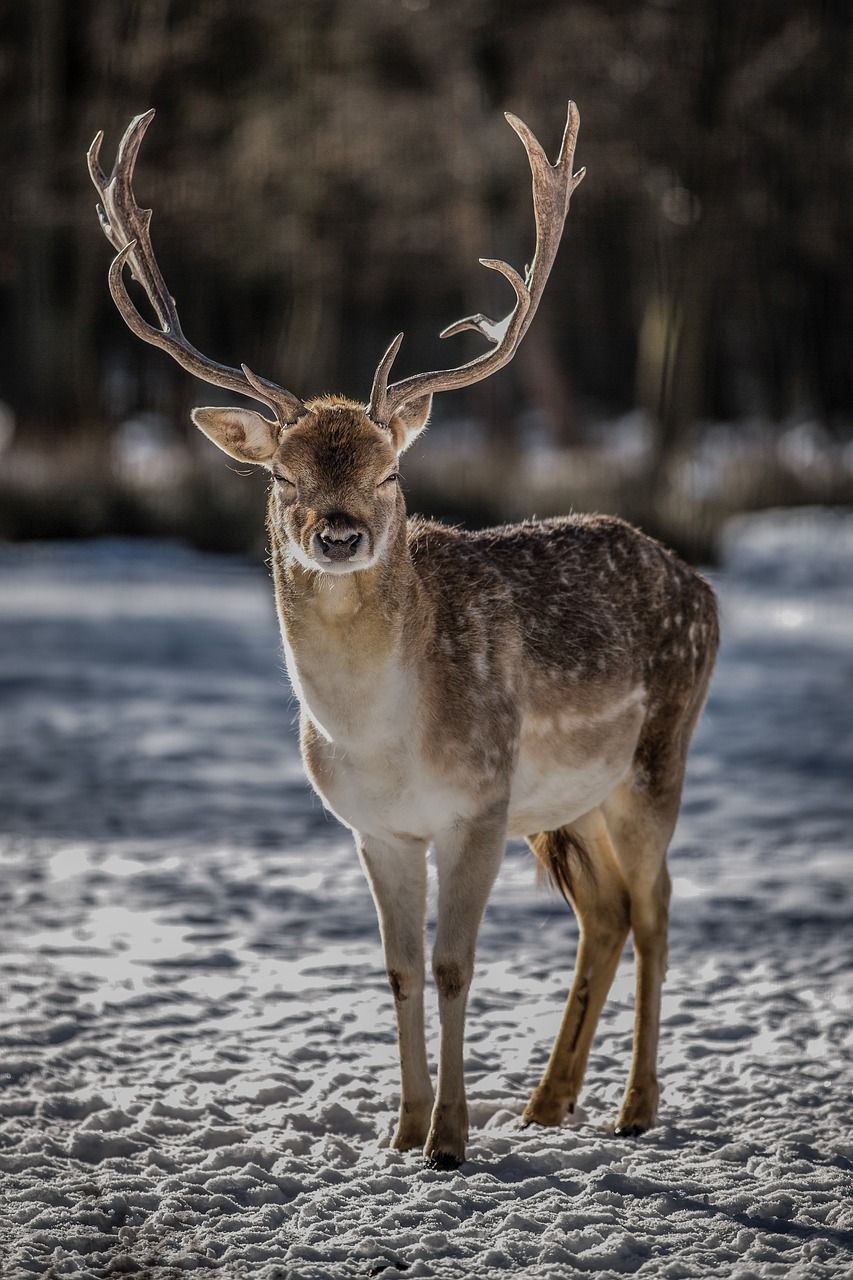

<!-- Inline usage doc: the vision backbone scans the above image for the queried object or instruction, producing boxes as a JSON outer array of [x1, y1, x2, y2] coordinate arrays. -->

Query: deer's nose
[[316, 527, 363, 561]]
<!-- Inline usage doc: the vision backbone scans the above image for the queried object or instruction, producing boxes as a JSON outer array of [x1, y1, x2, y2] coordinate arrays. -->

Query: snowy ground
[[1, 509, 851, 1279]]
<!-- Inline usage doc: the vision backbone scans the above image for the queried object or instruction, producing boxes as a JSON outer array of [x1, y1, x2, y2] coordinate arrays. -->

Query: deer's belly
[[507, 689, 646, 838], [303, 683, 647, 843]]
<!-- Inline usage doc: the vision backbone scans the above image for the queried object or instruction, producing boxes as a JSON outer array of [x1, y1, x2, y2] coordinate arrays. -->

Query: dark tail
[[530, 825, 594, 904]]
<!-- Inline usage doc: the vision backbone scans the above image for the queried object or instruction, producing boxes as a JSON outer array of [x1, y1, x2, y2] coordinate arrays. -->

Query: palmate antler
[[367, 102, 585, 425], [87, 110, 307, 426]]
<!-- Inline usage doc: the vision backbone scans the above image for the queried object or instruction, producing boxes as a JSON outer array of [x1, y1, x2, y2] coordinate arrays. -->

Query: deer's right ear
[[191, 407, 280, 465]]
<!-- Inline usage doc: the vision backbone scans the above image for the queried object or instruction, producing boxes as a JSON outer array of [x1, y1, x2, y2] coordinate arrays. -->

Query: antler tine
[[368, 102, 585, 425], [368, 333, 405, 426], [88, 111, 307, 424]]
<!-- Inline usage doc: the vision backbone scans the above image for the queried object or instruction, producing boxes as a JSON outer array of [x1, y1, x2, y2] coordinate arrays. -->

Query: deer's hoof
[[423, 1149, 461, 1171], [392, 1098, 433, 1151], [615, 1083, 658, 1137], [521, 1088, 573, 1128], [424, 1102, 467, 1170], [614, 1121, 648, 1138], [392, 1129, 427, 1152]]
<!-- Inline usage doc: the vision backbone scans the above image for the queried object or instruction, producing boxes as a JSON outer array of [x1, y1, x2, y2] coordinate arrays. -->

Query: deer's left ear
[[388, 395, 432, 454], [191, 407, 280, 464]]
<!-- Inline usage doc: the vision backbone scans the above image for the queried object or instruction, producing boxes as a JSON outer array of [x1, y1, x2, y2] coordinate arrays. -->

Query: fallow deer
[[88, 103, 718, 1169]]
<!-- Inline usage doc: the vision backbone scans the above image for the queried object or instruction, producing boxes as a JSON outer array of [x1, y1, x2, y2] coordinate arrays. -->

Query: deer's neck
[[270, 522, 421, 747]]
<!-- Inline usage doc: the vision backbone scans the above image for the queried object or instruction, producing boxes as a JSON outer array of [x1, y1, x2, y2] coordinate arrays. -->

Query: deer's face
[[271, 403, 403, 574], [191, 395, 430, 576]]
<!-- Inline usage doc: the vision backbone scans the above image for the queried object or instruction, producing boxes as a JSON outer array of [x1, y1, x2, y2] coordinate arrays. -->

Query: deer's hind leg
[[605, 664, 714, 1135], [603, 777, 678, 1136], [522, 808, 630, 1128]]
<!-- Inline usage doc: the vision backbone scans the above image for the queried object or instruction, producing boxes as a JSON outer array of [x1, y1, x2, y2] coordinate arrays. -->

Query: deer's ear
[[191, 407, 280, 464], [388, 394, 432, 454]]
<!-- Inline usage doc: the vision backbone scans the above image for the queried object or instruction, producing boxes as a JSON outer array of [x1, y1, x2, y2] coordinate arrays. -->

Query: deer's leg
[[357, 833, 433, 1151], [617, 862, 671, 1135], [522, 808, 630, 1127], [603, 778, 678, 1136], [426, 809, 507, 1169]]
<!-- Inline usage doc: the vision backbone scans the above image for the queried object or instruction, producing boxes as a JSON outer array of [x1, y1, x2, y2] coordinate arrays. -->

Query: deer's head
[[191, 395, 430, 573], [88, 105, 584, 575]]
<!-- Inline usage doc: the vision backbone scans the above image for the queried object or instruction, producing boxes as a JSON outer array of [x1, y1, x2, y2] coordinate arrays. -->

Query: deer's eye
[[379, 471, 399, 486], [273, 472, 296, 487]]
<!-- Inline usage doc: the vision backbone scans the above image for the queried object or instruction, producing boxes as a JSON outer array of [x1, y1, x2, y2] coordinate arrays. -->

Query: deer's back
[[407, 512, 719, 718]]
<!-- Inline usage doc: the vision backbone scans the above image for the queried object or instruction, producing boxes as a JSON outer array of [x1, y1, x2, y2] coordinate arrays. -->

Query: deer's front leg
[[427, 809, 506, 1169], [357, 833, 433, 1151]]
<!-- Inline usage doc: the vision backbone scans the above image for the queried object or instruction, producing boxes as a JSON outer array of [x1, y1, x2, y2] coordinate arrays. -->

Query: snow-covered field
[[1, 510, 851, 1279]]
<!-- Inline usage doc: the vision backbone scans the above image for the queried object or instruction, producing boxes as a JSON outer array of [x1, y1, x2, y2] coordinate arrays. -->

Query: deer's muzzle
[[315, 520, 364, 563]]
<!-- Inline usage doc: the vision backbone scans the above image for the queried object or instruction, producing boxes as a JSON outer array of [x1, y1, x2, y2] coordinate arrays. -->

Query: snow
[[1, 509, 852, 1279]]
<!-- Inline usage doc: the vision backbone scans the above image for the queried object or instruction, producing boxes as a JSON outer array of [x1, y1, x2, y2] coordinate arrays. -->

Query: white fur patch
[[507, 686, 646, 837]]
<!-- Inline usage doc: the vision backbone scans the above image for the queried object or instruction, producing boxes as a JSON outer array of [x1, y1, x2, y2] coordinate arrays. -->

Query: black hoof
[[424, 1150, 461, 1171], [614, 1123, 647, 1138]]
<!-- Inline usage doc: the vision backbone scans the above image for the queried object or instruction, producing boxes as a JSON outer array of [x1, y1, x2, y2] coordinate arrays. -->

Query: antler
[[87, 110, 307, 425], [368, 102, 585, 425]]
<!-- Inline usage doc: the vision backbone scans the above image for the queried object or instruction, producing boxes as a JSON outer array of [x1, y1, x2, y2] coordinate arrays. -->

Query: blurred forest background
[[1, 0, 852, 561]]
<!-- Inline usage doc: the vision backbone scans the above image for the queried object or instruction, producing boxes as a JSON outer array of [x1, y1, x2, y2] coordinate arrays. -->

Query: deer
[[88, 102, 718, 1170]]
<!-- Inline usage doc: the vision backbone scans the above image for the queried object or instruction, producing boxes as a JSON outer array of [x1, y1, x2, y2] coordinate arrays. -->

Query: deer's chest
[[282, 592, 406, 747], [286, 632, 474, 839]]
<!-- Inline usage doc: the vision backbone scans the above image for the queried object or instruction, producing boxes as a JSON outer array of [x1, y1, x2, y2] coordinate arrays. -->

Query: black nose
[[318, 530, 362, 561]]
